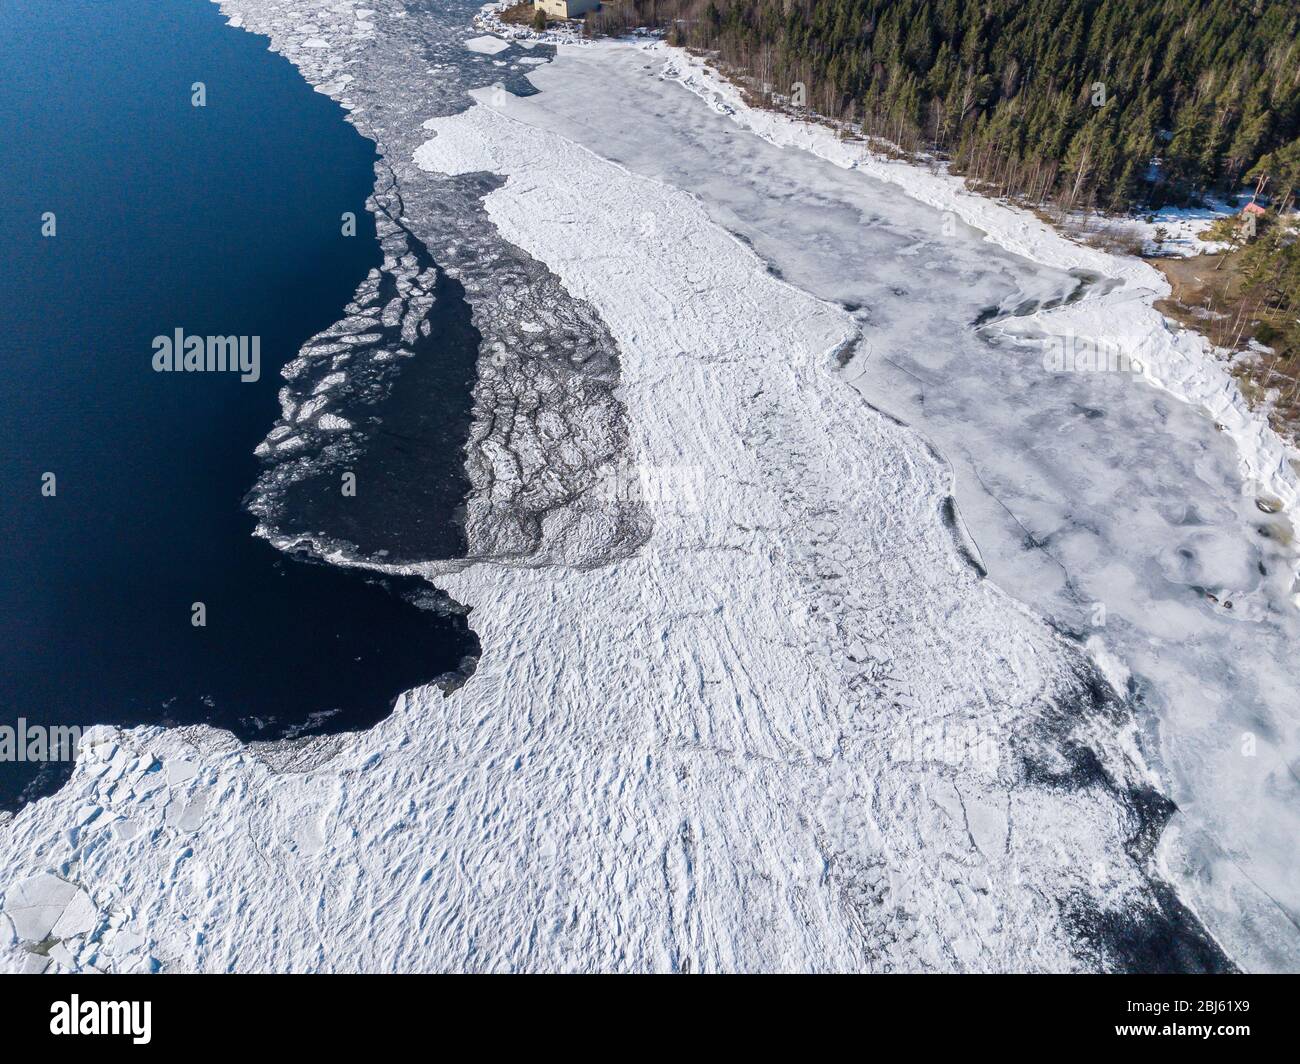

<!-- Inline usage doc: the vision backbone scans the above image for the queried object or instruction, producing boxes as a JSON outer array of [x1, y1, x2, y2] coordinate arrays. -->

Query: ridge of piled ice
[[228, 0, 647, 567]]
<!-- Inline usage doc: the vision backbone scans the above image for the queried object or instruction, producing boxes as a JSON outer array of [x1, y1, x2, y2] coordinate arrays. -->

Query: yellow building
[[535, 0, 600, 17]]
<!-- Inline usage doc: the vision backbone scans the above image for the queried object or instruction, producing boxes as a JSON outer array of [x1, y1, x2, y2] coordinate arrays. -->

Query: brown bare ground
[[1152, 251, 1300, 444], [497, 0, 536, 25]]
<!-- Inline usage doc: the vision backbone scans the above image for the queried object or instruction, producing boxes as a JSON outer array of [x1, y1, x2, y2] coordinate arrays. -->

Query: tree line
[[589, 0, 1300, 214]]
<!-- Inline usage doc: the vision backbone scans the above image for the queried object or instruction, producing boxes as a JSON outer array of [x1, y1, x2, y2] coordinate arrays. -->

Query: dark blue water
[[0, 0, 478, 808]]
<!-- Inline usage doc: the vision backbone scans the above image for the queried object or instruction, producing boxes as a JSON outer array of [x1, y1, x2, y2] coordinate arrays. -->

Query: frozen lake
[[497, 40, 1300, 970], [1, 1, 1289, 974]]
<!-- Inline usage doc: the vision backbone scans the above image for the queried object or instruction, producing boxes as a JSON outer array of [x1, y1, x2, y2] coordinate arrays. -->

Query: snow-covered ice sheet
[[657, 49, 1300, 528], [495, 40, 1300, 970], [464, 34, 508, 55]]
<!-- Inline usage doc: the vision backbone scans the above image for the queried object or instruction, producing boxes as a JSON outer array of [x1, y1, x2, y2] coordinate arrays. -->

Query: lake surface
[[0, 0, 478, 808]]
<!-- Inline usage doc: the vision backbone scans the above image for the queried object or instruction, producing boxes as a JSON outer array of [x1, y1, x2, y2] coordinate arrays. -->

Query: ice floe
[[464, 34, 509, 55]]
